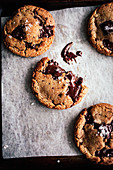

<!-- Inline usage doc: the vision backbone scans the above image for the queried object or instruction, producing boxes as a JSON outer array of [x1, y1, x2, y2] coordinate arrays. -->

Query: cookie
[[32, 57, 88, 109], [88, 2, 113, 56], [3, 5, 55, 57], [74, 103, 113, 165]]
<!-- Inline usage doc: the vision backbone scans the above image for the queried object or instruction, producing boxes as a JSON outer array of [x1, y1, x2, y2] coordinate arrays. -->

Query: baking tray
[[1, 0, 113, 169]]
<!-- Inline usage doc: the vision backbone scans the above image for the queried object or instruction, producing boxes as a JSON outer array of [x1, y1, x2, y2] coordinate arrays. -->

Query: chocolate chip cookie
[[74, 103, 113, 165], [3, 5, 55, 57], [32, 57, 88, 109], [88, 2, 113, 56]]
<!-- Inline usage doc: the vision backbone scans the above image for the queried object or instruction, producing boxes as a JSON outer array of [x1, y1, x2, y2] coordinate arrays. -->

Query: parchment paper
[[2, 6, 113, 158]]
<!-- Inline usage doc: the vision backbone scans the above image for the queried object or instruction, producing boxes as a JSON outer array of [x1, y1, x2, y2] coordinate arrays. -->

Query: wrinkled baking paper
[[2, 6, 113, 158]]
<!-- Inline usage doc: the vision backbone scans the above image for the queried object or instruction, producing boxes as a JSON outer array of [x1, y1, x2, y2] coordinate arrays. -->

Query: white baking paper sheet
[[1, 6, 113, 158]]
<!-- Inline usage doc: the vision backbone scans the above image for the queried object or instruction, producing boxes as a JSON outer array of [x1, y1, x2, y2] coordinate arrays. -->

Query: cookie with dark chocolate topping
[[32, 57, 88, 109], [3, 5, 55, 57], [74, 103, 113, 165], [88, 2, 113, 56]]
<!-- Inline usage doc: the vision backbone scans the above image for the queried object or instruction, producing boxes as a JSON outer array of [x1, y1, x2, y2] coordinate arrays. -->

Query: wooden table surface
[[1, 0, 113, 169]]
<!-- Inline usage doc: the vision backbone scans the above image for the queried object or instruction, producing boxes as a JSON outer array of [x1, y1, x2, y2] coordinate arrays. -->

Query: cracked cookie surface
[[74, 103, 113, 165], [32, 57, 88, 109], [88, 2, 113, 56], [3, 5, 55, 57]]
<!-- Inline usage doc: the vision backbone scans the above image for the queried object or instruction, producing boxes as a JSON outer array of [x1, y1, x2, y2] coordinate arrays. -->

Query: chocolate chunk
[[11, 25, 26, 40], [43, 60, 83, 102], [85, 110, 113, 141], [94, 123, 113, 140], [33, 9, 43, 26], [66, 72, 83, 102], [43, 60, 65, 79], [95, 148, 113, 157], [103, 39, 113, 51], [25, 42, 36, 49], [76, 51, 82, 56], [85, 109, 94, 125], [100, 20, 113, 35], [61, 42, 78, 64], [25, 41, 42, 50], [97, 123, 112, 139], [40, 26, 53, 38], [33, 9, 54, 38]]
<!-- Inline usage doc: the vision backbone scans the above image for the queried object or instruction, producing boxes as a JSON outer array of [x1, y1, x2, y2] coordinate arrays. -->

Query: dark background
[[1, 0, 113, 16], [1, 0, 113, 169]]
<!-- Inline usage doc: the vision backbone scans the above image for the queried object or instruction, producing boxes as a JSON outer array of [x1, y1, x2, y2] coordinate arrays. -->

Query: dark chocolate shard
[[100, 20, 113, 35], [11, 25, 26, 41], [95, 148, 113, 157], [103, 39, 113, 51]]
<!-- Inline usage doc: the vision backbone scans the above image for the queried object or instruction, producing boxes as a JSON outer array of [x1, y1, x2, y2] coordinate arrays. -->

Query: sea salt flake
[[29, 24, 32, 27], [25, 26, 30, 31], [25, 19, 28, 23], [3, 145, 8, 149], [8, 35, 12, 39]]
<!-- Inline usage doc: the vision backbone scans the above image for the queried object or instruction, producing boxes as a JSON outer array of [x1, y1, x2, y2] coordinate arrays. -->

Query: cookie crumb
[[57, 160, 60, 163]]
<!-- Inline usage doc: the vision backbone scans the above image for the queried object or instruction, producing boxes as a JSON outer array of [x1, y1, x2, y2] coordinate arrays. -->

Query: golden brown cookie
[[74, 103, 113, 165], [88, 2, 113, 56], [3, 5, 55, 57], [32, 57, 88, 109]]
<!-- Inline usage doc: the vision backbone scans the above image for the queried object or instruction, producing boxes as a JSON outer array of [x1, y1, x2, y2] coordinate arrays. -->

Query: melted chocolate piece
[[85, 110, 113, 141], [76, 51, 82, 56], [66, 72, 83, 102], [95, 123, 112, 139], [61, 42, 78, 64], [25, 42, 36, 49], [103, 39, 113, 51], [85, 109, 94, 124], [43, 60, 83, 102], [100, 20, 113, 35], [40, 26, 54, 38], [11, 25, 26, 40], [25, 41, 42, 50], [43, 60, 65, 79], [95, 148, 113, 157], [33, 9, 43, 26], [33, 9, 54, 38]]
